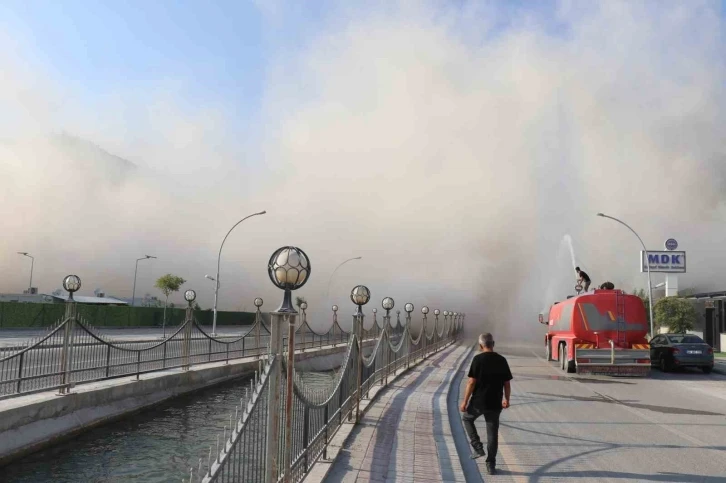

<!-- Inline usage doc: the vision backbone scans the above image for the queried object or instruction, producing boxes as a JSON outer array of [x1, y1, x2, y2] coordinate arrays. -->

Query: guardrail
[[190, 308, 462, 483], [0, 301, 406, 400]]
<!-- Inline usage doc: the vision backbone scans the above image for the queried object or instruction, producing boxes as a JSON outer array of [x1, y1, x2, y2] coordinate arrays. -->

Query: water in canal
[[4, 370, 337, 483]]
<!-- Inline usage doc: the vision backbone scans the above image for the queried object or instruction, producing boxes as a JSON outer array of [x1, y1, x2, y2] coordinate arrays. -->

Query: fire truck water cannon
[[540, 288, 651, 377]]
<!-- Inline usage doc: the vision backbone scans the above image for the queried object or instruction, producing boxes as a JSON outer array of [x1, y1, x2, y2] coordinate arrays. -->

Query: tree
[[653, 297, 697, 333], [632, 288, 652, 333], [155, 274, 186, 331]]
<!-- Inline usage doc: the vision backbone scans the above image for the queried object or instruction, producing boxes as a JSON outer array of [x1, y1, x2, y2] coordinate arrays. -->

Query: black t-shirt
[[579, 271, 591, 282], [467, 352, 513, 411]]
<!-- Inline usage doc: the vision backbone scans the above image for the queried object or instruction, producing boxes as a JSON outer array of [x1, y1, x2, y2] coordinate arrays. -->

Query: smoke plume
[[1, 1, 725, 342]]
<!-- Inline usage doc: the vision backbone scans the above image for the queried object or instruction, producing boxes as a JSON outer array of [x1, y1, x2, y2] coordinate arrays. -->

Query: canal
[[3, 371, 336, 482]]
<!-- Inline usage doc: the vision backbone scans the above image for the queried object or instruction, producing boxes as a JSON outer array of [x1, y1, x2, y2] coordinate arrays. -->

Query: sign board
[[640, 251, 687, 273], [664, 238, 678, 251]]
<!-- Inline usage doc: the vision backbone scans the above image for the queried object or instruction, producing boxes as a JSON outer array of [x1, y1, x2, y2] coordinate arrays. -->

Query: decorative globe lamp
[[350, 285, 370, 316], [63, 275, 81, 301], [184, 289, 196, 307], [422, 306, 429, 315], [254, 297, 264, 309], [382, 297, 394, 315], [267, 246, 311, 313]]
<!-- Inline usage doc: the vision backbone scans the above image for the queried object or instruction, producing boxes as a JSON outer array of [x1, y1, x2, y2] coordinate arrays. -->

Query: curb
[[446, 343, 481, 483]]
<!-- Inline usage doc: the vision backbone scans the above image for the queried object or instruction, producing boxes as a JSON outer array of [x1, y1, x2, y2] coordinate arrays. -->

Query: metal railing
[[192, 309, 462, 483], [0, 301, 397, 400]]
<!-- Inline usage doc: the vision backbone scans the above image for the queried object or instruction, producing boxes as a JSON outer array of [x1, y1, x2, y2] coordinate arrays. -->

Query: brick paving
[[324, 344, 471, 483]]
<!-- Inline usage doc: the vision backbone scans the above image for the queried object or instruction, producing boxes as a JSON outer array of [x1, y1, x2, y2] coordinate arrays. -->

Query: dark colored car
[[649, 334, 715, 373]]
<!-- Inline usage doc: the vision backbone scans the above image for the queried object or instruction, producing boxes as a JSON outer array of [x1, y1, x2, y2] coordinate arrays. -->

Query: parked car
[[649, 334, 715, 373]]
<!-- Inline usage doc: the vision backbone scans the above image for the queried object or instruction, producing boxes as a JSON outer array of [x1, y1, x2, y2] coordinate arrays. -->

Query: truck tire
[[559, 344, 566, 371], [565, 358, 576, 374], [545, 340, 552, 361]]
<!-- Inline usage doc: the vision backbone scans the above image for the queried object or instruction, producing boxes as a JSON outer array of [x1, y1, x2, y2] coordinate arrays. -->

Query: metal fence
[[193, 309, 462, 483], [0, 301, 399, 400]]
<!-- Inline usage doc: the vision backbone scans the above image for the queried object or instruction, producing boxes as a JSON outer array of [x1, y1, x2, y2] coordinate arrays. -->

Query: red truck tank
[[539, 289, 651, 376]]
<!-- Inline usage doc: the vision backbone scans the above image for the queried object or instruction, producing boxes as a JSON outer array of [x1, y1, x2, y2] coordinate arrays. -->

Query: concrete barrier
[[0, 340, 370, 467]]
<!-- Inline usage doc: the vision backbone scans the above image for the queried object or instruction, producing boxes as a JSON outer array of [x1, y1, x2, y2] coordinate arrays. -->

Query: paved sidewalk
[[324, 343, 472, 483]]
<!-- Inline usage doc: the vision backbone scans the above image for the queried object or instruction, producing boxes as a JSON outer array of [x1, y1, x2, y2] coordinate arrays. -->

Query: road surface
[[458, 343, 726, 482]]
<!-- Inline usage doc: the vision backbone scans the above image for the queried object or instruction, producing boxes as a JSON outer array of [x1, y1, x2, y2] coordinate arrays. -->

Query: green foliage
[[653, 297, 697, 333], [154, 274, 187, 298], [0, 302, 256, 328], [632, 288, 652, 329]]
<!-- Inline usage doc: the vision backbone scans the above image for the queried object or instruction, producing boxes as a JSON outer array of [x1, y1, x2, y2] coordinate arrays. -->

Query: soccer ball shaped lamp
[[184, 289, 196, 306], [350, 285, 370, 316], [63, 275, 82, 301], [268, 246, 311, 313]]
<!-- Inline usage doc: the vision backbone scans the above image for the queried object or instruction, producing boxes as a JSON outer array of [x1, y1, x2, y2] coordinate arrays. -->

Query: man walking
[[460, 333, 512, 475]]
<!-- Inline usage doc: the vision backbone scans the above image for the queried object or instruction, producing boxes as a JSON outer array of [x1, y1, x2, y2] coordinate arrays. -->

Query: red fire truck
[[539, 288, 651, 376]]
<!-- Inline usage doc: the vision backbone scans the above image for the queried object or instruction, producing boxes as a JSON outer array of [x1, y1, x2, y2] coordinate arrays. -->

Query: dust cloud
[[1, 2, 725, 343]]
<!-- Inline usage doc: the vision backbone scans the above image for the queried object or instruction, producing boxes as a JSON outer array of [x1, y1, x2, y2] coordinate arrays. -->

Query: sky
[[1, 1, 725, 341]]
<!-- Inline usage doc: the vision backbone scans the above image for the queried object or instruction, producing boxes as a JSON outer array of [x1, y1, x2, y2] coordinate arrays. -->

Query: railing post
[[255, 309, 261, 359], [182, 306, 192, 370], [355, 312, 363, 423], [302, 405, 310, 472], [283, 313, 296, 483], [16, 352, 24, 394], [323, 404, 329, 460], [106, 345, 112, 377], [58, 300, 77, 395], [265, 312, 285, 483]]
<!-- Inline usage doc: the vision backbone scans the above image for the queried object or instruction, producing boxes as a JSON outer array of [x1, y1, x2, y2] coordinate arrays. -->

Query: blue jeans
[[462, 405, 501, 465]]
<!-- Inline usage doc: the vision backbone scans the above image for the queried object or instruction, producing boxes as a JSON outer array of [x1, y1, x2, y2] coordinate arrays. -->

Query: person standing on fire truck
[[460, 333, 512, 475], [576, 267, 591, 292]]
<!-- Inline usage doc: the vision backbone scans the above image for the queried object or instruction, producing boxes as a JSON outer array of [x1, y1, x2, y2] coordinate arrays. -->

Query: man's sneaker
[[471, 444, 485, 459], [486, 463, 497, 475]]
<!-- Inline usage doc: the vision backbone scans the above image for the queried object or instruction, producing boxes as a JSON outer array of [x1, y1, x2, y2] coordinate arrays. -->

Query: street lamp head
[[332, 304, 338, 313], [300, 301, 307, 311], [422, 306, 429, 314], [434, 309, 440, 316], [184, 289, 196, 303], [404, 303, 414, 314], [443, 310, 449, 316], [145, 255, 156, 259], [268, 246, 311, 290], [350, 285, 370, 306], [268, 246, 311, 313], [254, 297, 264, 308], [372, 308, 377, 314], [205, 274, 216, 281], [17, 251, 29, 256], [454, 312, 458, 316], [596, 213, 605, 217], [63, 275, 81, 300], [382, 297, 394, 311]]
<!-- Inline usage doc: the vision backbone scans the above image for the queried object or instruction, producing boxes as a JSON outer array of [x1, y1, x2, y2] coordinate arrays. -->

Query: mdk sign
[[640, 251, 687, 273]]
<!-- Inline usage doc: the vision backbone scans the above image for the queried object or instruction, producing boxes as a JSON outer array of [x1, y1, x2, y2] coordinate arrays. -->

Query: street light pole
[[17, 252, 34, 292], [212, 210, 267, 336], [132, 255, 156, 306], [597, 213, 654, 337], [325, 256, 362, 304]]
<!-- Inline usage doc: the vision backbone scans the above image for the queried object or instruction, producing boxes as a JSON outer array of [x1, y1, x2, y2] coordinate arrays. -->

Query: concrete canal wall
[[0, 341, 370, 467]]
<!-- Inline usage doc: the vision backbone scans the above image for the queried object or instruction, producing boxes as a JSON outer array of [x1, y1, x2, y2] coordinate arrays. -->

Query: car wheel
[[702, 366, 713, 374], [659, 356, 670, 373]]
